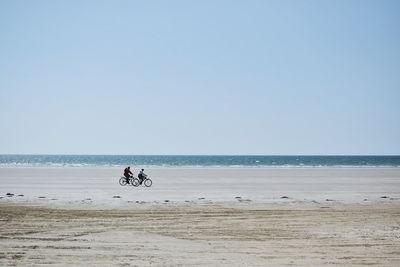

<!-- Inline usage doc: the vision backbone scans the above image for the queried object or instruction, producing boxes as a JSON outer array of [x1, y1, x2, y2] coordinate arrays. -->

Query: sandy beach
[[3, 0, 399, 265], [1, 168, 400, 266]]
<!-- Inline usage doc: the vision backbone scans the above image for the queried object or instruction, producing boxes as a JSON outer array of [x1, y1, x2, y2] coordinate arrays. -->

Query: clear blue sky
[[0, 0, 399, 155]]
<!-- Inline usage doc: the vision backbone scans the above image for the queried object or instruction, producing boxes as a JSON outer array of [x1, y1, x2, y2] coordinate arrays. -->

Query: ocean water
[[0, 155, 399, 168]]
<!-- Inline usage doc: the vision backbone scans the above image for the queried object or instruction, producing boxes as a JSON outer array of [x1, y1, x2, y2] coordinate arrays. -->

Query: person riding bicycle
[[124, 166, 133, 183], [138, 169, 147, 185]]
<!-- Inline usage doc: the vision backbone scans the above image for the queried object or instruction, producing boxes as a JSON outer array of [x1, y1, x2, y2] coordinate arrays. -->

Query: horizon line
[[1, 154, 400, 157]]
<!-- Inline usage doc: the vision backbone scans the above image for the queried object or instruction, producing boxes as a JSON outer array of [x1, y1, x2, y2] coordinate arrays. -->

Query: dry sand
[[0, 203, 399, 266], [1, 167, 400, 266]]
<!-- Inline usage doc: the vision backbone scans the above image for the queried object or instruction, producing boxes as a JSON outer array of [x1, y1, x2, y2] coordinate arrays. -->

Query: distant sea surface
[[0, 155, 399, 168]]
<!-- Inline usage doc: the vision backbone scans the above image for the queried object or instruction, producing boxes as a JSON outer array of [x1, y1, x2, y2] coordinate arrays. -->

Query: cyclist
[[124, 166, 133, 183], [138, 169, 147, 185]]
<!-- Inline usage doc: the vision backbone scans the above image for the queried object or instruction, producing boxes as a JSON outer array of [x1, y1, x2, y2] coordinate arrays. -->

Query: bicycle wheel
[[131, 178, 140, 187], [144, 179, 152, 187], [119, 177, 127, 186]]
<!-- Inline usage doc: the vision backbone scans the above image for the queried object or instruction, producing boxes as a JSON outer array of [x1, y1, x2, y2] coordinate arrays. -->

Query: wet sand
[[1, 167, 400, 205]]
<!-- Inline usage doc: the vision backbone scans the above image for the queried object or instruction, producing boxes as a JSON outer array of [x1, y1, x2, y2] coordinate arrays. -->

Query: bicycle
[[119, 176, 136, 186], [131, 176, 152, 187]]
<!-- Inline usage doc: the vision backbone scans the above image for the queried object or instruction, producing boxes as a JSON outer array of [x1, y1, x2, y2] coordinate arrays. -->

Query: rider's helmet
[[141, 169, 144, 171]]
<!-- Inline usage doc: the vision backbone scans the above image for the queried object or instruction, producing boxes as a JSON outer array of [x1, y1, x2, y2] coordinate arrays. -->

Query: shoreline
[[1, 166, 400, 169]]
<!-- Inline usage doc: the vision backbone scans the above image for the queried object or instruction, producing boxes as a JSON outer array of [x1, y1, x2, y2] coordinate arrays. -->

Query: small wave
[[1, 163, 399, 169], [1, 155, 400, 168]]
